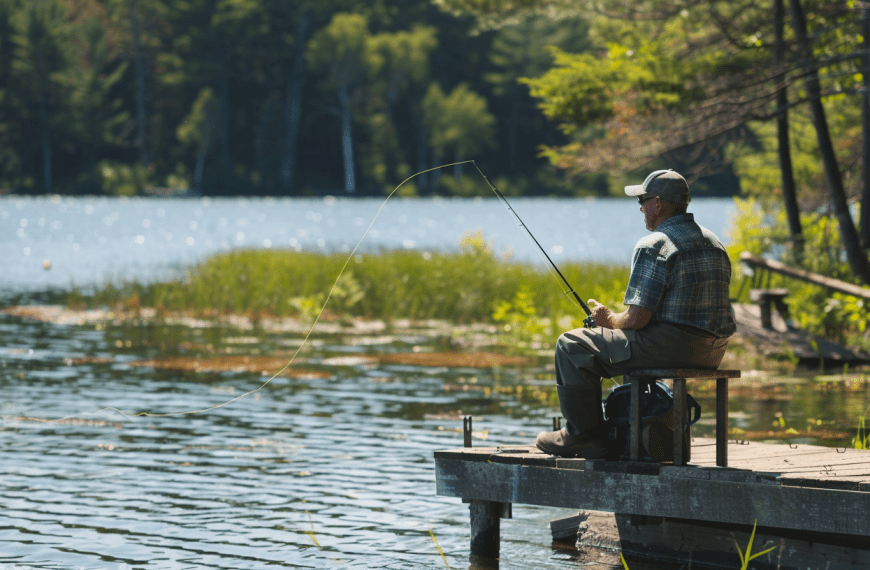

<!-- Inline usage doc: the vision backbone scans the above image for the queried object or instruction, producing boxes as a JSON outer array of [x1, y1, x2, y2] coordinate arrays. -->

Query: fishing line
[[21, 159, 586, 423], [472, 162, 592, 320], [24, 161, 472, 423]]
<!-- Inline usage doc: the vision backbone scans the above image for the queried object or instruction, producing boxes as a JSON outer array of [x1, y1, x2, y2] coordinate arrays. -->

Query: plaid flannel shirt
[[623, 214, 736, 338]]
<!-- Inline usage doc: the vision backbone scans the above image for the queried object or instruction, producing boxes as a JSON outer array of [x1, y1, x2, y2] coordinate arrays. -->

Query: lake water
[[8, 195, 861, 570], [0, 195, 737, 294]]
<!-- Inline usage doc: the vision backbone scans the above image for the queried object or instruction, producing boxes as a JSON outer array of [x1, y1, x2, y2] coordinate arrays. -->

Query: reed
[[618, 519, 775, 569], [853, 416, 869, 449], [74, 245, 628, 325]]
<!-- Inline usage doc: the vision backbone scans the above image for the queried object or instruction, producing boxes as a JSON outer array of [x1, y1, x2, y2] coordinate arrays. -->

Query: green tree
[[306, 12, 371, 193], [64, 15, 130, 191], [361, 24, 437, 189], [0, 0, 22, 190], [485, 15, 591, 167], [787, 0, 870, 283], [10, 0, 74, 192], [103, 0, 167, 175], [155, 0, 288, 194], [421, 82, 495, 186], [448, 0, 870, 282], [176, 87, 218, 192]]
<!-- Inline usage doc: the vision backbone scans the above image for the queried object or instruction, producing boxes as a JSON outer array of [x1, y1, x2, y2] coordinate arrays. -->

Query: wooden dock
[[435, 438, 870, 567]]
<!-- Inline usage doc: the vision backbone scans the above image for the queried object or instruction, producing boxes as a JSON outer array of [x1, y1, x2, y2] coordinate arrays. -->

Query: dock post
[[716, 378, 728, 466], [469, 500, 508, 558], [463, 416, 472, 448]]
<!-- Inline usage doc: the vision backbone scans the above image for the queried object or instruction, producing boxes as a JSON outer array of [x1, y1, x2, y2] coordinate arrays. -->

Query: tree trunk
[[38, 96, 51, 192], [431, 149, 442, 191], [338, 81, 355, 193], [192, 118, 214, 194], [129, 0, 149, 168], [281, 13, 310, 195], [774, 0, 803, 262], [219, 65, 230, 168], [862, 4, 870, 249], [789, 0, 870, 283], [416, 122, 428, 192], [508, 82, 520, 168]]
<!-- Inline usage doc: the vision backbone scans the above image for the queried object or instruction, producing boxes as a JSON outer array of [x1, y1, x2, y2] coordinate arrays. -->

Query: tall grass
[[70, 241, 628, 324]]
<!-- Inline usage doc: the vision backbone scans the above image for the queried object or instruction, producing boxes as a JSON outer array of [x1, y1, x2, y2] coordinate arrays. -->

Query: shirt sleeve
[[623, 246, 667, 312]]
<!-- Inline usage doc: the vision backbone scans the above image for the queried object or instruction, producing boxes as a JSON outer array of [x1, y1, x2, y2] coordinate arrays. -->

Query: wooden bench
[[623, 368, 741, 467], [749, 288, 790, 330]]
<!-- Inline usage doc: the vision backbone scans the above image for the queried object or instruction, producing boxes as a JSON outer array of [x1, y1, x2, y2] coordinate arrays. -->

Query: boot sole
[[535, 443, 609, 459]]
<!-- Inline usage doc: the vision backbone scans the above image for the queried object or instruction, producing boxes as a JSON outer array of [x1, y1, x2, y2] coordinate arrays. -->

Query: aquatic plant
[[734, 520, 776, 570], [429, 529, 449, 566], [852, 416, 869, 450], [71, 241, 628, 327], [492, 286, 549, 346], [617, 519, 776, 570]]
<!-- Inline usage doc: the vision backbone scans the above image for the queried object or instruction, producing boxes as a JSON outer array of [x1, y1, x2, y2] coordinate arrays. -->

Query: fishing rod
[[473, 161, 596, 328]]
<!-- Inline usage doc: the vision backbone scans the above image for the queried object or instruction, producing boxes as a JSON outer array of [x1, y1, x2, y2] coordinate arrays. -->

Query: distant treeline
[[0, 0, 740, 198]]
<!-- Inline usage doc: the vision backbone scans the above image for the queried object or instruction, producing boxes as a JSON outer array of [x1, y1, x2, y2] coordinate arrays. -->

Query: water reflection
[[0, 314, 586, 568], [2, 307, 869, 567]]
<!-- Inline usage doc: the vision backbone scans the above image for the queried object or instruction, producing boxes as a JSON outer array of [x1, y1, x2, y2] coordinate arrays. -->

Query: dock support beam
[[469, 500, 511, 558], [716, 378, 729, 467]]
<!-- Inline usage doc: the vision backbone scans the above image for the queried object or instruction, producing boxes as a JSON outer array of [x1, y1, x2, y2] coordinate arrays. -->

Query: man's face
[[638, 195, 658, 231]]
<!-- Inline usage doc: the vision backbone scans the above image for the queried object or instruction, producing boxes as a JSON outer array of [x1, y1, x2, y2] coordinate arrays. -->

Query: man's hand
[[588, 299, 613, 328], [587, 299, 652, 330]]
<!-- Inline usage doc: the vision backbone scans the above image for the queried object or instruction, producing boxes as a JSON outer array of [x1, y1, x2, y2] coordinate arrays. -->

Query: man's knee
[[555, 330, 587, 369], [555, 329, 601, 388]]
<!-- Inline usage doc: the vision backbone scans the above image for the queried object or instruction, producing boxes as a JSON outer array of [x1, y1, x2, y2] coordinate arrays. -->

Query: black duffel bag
[[602, 380, 701, 463]]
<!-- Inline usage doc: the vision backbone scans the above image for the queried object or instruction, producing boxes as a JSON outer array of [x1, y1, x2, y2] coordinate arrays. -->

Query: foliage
[[0, 0, 596, 197], [734, 520, 776, 570], [492, 286, 549, 346], [729, 98, 861, 212], [852, 416, 869, 450], [617, 519, 776, 570], [421, 82, 495, 163], [97, 160, 156, 196], [727, 197, 870, 351]]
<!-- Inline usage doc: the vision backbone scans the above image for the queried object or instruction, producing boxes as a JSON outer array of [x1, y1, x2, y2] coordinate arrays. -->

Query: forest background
[[0, 0, 833, 201], [5, 1, 870, 289], [3, 0, 870, 351]]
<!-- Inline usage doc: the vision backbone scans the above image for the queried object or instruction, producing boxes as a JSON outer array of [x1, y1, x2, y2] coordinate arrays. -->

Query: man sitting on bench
[[536, 170, 737, 458]]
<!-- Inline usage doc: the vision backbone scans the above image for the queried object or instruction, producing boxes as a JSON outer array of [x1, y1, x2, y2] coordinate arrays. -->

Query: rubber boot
[[535, 383, 607, 458]]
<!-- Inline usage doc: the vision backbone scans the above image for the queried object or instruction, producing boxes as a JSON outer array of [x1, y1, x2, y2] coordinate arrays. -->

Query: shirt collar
[[656, 213, 694, 231]]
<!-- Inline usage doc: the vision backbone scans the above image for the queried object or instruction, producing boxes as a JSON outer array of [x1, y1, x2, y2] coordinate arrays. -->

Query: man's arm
[[588, 300, 652, 330]]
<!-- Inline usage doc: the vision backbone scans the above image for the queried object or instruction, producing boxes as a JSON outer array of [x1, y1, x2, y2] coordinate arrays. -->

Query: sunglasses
[[637, 195, 657, 210]]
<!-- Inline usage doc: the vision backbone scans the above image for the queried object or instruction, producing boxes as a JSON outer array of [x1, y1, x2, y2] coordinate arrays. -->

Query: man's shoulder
[[634, 231, 670, 251], [698, 224, 726, 248], [633, 217, 727, 259]]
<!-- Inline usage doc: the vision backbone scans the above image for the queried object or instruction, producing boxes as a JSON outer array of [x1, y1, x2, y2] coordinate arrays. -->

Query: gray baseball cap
[[624, 169, 690, 202]]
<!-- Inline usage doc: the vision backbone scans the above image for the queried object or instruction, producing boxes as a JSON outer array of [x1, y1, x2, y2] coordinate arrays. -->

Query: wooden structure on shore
[[435, 438, 870, 567], [732, 252, 870, 367]]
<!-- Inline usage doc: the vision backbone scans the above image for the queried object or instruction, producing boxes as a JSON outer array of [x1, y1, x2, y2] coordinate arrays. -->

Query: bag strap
[[687, 394, 702, 426]]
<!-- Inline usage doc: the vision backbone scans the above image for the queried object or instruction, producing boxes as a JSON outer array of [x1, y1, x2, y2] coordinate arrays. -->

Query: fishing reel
[[583, 315, 596, 328]]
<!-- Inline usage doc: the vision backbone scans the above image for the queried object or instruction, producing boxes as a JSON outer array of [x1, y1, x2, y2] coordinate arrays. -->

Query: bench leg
[[469, 500, 509, 558], [716, 377, 729, 467], [672, 377, 686, 466], [629, 376, 642, 461]]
